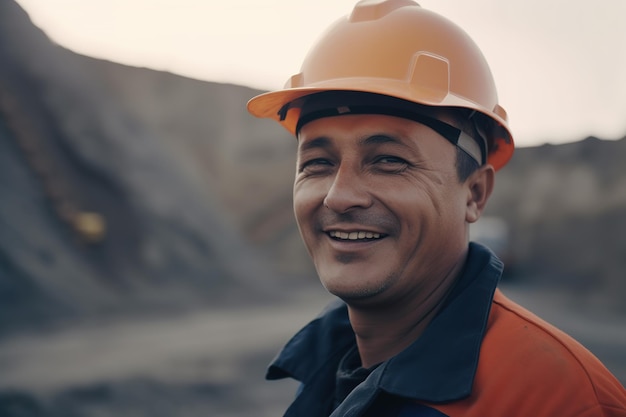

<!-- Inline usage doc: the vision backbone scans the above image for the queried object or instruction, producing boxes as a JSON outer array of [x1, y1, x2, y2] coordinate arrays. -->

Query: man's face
[[294, 113, 475, 305]]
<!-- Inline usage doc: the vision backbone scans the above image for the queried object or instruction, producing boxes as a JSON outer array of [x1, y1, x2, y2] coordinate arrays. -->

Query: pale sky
[[14, 0, 626, 147]]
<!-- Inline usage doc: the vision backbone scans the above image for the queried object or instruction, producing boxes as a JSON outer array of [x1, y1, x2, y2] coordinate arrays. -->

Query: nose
[[323, 165, 373, 213]]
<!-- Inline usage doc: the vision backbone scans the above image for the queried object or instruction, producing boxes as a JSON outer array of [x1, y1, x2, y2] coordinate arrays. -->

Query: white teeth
[[329, 231, 381, 240]]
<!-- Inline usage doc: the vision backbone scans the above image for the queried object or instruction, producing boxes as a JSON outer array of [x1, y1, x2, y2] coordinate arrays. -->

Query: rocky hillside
[[75, 56, 311, 282], [1, 0, 625, 338], [486, 137, 626, 307], [0, 0, 284, 335]]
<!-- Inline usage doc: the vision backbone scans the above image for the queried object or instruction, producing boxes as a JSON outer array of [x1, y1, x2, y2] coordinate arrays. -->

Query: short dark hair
[[456, 147, 480, 182], [448, 108, 487, 182]]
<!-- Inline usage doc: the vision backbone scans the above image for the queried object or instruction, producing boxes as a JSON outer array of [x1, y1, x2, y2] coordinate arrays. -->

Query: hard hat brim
[[247, 81, 514, 171]]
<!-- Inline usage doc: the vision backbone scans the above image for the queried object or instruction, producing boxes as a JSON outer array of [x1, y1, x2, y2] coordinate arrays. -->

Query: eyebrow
[[297, 136, 332, 153], [298, 133, 405, 153], [360, 134, 403, 146]]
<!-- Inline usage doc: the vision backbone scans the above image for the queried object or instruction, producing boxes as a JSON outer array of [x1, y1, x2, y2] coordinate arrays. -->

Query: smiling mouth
[[328, 231, 384, 241]]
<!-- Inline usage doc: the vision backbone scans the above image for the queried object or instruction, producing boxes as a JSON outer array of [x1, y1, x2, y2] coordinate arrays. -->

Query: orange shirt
[[430, 290, 626, 417]]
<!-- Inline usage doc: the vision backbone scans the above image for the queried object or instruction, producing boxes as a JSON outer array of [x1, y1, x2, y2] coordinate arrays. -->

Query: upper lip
[[323, 225, 384, 234]]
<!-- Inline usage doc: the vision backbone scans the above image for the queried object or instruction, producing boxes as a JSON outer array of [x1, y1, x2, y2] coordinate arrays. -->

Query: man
[[247, 1, 626, 416]]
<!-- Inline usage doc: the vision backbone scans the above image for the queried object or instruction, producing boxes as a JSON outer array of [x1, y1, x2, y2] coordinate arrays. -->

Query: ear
[[465, 164, 495, 223]]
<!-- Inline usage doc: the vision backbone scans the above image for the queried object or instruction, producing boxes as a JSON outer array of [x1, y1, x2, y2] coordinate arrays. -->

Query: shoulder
[[487, 289, 612, 379], [465, 289, 626, 416], [428, 290, 626, 417]]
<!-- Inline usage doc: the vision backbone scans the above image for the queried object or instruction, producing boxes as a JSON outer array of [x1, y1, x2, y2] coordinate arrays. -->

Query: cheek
[[394, 178, 465, 234], [293, 180, 312, 208], [293, 173, 333, 208], [293, 182, 322, 232], [383, 178, 445, 221]]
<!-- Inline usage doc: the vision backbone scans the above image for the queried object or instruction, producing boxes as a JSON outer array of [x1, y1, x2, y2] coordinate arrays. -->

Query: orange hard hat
[[247, 0, 514, 170]]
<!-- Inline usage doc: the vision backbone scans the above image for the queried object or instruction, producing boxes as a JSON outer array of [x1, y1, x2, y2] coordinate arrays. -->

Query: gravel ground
[[0, 285, 623, 417]]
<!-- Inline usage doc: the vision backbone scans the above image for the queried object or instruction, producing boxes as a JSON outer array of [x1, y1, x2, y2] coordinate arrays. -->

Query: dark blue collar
[[267, 242, 503, 406]]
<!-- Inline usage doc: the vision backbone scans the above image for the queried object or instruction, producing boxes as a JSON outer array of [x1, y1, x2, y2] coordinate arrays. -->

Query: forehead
[[297, 113, 453, 152]]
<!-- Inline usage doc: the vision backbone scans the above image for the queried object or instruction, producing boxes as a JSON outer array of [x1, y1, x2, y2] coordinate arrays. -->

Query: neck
[[347, 256, 466, 369]]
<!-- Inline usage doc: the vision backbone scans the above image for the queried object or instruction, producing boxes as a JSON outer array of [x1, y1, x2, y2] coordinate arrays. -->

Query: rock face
[[0, 0, 279, 334], [486, 137, 626, 310], [76, 57, 312, 282], [1, 0, 625, 336]]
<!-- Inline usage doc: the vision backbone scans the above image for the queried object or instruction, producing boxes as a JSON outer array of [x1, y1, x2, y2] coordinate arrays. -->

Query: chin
[[321, 276, 392, 303]]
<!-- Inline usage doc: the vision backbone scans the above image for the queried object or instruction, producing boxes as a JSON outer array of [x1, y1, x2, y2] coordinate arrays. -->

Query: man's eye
[[299, 158, 332, 173], [377, 156, 405, 164], [374, 156, 410, 172], [372, 155, 410, 174]]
